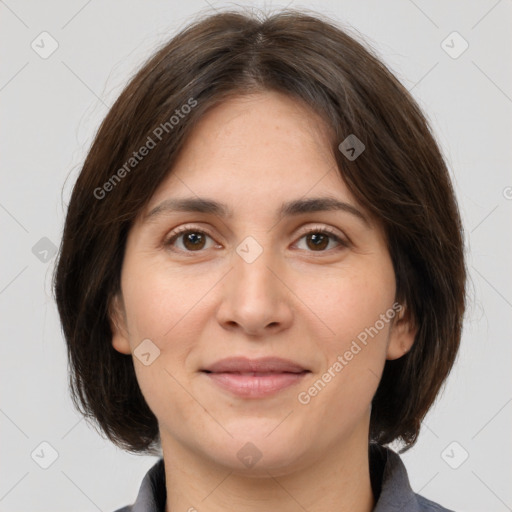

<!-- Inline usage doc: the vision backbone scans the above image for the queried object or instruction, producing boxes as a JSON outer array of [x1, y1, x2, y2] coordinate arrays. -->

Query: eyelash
[[163, 225, 349, 255]]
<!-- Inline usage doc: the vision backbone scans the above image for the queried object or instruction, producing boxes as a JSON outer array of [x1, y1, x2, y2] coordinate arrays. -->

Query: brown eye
[[181, 231, 207, 251], [305, 232, 330, 251], [165, 228, 215, 252], [296, 228, 347, 252]]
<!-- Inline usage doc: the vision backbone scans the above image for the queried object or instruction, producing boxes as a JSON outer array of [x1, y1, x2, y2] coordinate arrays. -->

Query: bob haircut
[[53, 8, 466, 455]]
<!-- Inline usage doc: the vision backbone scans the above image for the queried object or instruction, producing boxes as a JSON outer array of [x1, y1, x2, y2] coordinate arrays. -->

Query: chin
[[201, 420, 312, 476]]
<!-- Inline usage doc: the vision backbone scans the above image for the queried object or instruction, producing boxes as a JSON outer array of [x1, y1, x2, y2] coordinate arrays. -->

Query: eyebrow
[[144, 196, 370, 226]]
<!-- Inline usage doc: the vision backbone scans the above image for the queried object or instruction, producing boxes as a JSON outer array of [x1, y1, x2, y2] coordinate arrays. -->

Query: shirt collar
[[121, 444, 443, 512]]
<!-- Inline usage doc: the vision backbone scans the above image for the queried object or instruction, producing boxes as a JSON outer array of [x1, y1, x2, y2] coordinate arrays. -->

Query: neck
[[161, 427, 375, 512]]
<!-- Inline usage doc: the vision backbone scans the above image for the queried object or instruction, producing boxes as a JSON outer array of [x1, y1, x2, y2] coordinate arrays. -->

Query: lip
[[201, 356, 308, 374], [200, 357, 310, 398]]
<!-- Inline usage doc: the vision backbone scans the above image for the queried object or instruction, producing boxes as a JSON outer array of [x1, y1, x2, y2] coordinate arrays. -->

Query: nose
[[215, 244, 293, 337]]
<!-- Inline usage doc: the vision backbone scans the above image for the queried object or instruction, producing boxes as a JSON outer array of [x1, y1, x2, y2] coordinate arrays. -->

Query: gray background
[[1, 0, 511, 511]]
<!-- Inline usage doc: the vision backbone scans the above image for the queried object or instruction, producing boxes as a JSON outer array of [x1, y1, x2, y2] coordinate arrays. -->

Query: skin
[[110, 90, 416, 512]]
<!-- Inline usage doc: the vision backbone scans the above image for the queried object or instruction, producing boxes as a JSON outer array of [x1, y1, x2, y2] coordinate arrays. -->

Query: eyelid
[[295, 223, 345, 240]]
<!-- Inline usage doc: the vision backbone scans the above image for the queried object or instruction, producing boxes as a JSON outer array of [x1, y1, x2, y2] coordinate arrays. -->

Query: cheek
[[120, 259, 216, 420], [132, 357, 205, 453], [294, 261, 395, 413], [297, 259, 396, 348], [121, 259, 213, 343]]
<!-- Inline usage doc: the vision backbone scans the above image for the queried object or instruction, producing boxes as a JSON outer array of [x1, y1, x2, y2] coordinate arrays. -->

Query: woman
[[53, 8, 466, 512]]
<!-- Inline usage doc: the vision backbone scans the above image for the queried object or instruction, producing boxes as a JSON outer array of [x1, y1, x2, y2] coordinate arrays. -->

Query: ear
[[109, 293, 131, 355], [386, 304, 417, 360]]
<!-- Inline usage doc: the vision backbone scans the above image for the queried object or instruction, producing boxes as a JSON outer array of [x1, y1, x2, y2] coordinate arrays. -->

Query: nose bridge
[[232, 234, 280, 303], [216, 233, 291, 334]]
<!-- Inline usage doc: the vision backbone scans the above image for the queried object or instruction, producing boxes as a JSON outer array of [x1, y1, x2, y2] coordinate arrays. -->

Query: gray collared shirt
[[114, 444, 454, 512]]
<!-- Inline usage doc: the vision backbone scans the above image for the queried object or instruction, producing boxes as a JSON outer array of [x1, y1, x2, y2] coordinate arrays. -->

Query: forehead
[[143, 91, 363, 221]]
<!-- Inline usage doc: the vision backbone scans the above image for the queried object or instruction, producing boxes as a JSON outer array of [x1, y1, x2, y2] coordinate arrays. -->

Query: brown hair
[[53, 7, 466, 454]]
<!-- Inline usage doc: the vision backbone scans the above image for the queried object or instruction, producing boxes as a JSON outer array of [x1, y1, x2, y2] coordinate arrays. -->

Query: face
[[111, 91, 415, 475]]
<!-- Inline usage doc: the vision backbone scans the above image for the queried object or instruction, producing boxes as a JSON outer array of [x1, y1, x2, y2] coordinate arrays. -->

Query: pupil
[[185, 232, 204, 249], [309, 233, 328, 250]]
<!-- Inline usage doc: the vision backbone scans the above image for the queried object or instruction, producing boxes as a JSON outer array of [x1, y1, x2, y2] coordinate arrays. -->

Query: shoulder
[[371, 443, 456, 512], [416, 494, 456, 511], [111, 458, 166, 512]]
